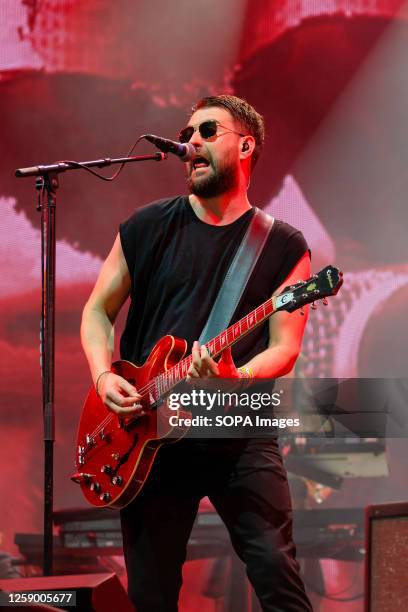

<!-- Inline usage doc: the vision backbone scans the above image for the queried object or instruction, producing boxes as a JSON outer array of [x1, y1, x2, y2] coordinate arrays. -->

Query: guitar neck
[[156, 295, 277, 397]]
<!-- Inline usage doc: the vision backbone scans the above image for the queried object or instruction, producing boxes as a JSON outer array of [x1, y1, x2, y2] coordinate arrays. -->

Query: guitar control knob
[[100, 465, 112, 474], [90, 482, 101, 493], [100, 492, 111, 503], [111, 475, 123, 486]]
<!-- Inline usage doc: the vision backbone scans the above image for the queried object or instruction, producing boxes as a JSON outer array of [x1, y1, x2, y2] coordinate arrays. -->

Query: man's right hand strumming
[[96, 371, 143, 416]]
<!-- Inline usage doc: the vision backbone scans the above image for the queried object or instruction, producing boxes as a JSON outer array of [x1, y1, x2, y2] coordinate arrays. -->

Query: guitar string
[[86, 353, 194, 444], [84, 301, 274, 445], [85, 324, 233, 443], [84, 287, 310, 447], [79, 275, 334, 454]]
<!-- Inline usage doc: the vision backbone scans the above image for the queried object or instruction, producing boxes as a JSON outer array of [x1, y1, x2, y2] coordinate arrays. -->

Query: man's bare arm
[[244, 251, 311, 378], [81, 234, 141, 414], [187, 252, 311, 380]]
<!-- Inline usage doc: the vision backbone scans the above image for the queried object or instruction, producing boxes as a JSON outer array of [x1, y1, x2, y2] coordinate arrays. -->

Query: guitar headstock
[[275, 265, 343, 313]]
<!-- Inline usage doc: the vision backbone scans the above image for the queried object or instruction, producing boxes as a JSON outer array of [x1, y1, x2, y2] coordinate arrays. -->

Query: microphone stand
[[15, 152, 166, 576]]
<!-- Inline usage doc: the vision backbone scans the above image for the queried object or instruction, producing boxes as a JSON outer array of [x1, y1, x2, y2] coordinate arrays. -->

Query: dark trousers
[[120, 438, 313, 612]]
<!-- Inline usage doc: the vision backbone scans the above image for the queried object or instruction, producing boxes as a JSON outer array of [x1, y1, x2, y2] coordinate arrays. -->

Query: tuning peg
[[311, 302, 317, 310], [322, 298, 329, 306]]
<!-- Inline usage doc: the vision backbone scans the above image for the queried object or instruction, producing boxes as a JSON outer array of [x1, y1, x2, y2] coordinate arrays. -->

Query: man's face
[[182, 107, 244, 198]]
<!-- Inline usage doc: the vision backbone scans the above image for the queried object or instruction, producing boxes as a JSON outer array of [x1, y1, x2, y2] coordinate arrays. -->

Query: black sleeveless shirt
[[119, 196, 309, 367]]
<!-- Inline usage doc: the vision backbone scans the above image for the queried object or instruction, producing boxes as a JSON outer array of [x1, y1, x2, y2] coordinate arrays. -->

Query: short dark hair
[[191, 94, 265, 169]]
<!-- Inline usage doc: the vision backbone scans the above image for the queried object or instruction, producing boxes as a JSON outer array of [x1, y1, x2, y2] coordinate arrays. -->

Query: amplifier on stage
[[365, 501, 408, 611]]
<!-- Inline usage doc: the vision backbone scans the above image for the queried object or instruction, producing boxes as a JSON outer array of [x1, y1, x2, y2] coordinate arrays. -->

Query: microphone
[[143, 134, 195, 161]]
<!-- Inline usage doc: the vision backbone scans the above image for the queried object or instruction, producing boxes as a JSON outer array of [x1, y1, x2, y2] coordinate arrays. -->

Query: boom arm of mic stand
[[15, 152, 167, 178]]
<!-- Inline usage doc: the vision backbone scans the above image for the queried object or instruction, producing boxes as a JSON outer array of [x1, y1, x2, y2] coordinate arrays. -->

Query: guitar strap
[[199, 207, 275, 345]]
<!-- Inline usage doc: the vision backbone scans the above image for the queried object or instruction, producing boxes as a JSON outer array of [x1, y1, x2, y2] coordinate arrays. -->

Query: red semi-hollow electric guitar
[[72, 265, 343, 509]]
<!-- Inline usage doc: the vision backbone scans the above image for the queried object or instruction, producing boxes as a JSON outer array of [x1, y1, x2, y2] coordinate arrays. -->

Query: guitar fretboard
[[153, 295, 276, 399]]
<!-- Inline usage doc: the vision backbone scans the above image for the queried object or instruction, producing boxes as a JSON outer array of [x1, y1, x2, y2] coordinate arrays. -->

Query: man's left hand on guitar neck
[[187, 341, 246, 380]]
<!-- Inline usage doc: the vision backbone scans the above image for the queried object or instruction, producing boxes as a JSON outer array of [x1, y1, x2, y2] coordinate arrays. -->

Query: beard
[[187, 156, 239, 198]]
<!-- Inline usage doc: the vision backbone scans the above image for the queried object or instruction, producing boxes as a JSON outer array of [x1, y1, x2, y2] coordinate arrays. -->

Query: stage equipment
[[365, 501, 408, 611], [284, 438, 388, 489], [14, 505, 364, 569], [15, 505, 364, 611], [0, 573, 133, 612]]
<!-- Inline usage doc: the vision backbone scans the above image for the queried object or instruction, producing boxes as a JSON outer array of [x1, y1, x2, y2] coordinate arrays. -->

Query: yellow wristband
[[238, 367, 254, 379]]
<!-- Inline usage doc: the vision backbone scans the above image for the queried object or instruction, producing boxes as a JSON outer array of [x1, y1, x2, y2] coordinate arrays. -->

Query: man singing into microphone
[[81, 95, 313, 611]]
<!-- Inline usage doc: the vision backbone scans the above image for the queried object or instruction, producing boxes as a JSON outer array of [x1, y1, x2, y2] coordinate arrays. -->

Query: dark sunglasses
[[178, 119, 246, 144]]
